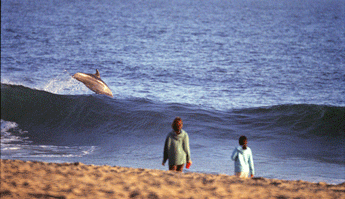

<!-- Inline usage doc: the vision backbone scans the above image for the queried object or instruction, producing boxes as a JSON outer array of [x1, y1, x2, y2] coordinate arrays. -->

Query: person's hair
[[239, 136, 247, 150], [172, 117, 183, 132]]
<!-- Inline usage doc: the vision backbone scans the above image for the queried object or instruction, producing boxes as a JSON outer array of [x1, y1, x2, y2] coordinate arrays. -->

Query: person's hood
[[236, 146, 245, 154], [169, 130, 186, 140]]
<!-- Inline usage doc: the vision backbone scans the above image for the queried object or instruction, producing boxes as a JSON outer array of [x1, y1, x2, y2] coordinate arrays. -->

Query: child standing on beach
[[162, 117, 192, 172], [231, 136, 255, 178]]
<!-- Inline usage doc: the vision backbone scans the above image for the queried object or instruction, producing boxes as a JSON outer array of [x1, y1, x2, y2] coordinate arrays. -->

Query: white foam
[[1, 119, 18, 133], [1, 120, 29, 145], [1, 70, 92, 96], [1, 119, 97, 159], [43, 70, 91, 95]]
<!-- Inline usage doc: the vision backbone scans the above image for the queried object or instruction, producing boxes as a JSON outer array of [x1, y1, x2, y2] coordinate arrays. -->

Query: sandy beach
[[0, 159, 344, 199]]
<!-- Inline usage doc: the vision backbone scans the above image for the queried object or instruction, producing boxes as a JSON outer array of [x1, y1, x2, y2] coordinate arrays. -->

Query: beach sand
[[1, 159, 344, 199]]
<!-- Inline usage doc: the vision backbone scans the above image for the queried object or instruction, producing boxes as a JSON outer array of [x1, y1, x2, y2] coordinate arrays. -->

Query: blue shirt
[[231, 146, 255, 175]]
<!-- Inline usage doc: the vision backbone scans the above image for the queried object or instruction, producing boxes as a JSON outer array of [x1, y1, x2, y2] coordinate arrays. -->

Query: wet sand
[[1, 159, 344, 199]]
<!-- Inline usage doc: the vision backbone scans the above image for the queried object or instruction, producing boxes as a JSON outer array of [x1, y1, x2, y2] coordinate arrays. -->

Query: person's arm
[[248, 149, 255, 177], [183, 133, 191, 163], [231, 148, 238, 161], [162, 136, 169, 165]]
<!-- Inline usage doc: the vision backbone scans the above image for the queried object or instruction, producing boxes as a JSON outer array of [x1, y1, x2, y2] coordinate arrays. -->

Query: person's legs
[[176, 164, 184, 172], [169, 165, 184, 172], [169, 165, 177, 171], [235, 172, 249, 178]]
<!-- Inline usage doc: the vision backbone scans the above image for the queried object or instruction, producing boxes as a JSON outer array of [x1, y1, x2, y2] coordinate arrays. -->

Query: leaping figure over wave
[[72, 69, 113, 97]]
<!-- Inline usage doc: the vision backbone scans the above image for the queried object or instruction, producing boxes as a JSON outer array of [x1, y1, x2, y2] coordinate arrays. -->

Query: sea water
[[1, 0, 344, 184]]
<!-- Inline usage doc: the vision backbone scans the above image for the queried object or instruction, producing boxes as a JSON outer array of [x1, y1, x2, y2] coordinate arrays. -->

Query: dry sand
[[1, 159, 344, 199]]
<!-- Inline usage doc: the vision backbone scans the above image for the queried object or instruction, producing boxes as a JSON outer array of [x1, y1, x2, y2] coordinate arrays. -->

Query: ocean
[[1, 0, 344, 184]]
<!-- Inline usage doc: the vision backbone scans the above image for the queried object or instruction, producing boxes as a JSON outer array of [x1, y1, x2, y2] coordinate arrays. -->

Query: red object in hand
[[186, 162, 191, 169]]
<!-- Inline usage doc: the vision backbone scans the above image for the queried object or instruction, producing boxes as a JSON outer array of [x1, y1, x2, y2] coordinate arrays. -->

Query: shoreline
[[1, 159, 344, 199]]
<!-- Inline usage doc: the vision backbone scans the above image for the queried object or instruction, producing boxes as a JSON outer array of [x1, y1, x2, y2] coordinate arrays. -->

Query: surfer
[[162, 117, 192, 172], [231, 136, 255, 178]]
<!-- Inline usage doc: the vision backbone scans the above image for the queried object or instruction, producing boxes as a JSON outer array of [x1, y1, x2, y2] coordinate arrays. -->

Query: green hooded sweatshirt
[[163, 130, 191, 166]]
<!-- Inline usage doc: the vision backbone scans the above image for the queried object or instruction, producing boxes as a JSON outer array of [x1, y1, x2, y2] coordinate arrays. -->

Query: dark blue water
[[1, 0, 345, 184]]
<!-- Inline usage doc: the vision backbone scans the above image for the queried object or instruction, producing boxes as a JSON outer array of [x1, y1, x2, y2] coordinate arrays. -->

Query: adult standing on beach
[[162, 117, 192, 172], [231, 136, 255, 178]]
